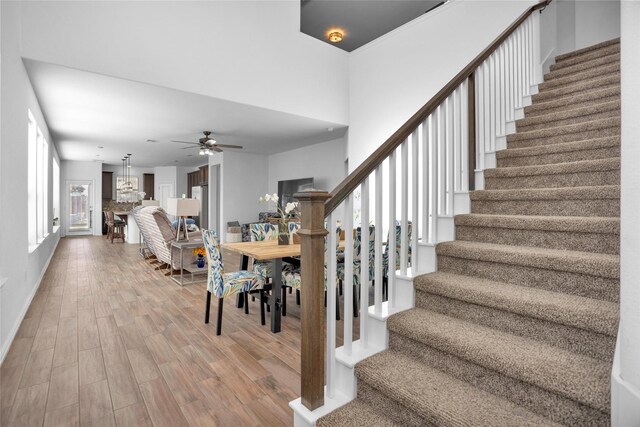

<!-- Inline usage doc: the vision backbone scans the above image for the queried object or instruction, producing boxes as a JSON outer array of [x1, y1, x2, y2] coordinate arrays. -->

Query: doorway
[[66, 180, 93, 235]]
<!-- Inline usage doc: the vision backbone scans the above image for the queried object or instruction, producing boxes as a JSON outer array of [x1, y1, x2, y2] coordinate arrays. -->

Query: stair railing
[[294, 0, 551, 413]]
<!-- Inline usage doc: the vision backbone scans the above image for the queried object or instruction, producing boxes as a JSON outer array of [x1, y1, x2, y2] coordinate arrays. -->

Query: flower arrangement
[[192, 247, 206, 257], [258, 193, 299, 224]]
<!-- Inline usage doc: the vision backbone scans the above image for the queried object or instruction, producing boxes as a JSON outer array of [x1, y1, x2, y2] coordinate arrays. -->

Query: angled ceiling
[[24, 59, 347, 168], [301, 0, 445, 52]]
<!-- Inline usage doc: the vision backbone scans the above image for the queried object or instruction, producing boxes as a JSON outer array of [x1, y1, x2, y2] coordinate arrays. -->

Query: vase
[[196, 255, 205, 268], [278, 223, 289, 245]]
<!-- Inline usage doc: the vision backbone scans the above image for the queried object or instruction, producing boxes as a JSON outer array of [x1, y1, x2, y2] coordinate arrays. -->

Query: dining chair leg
[[244, 292, 249, 315], [296, 289, 300, 305], [204, 290, 212, 324], [281, 286, 287, 317], [336, 292, 341, 321], [289, 287, 292, 294], [216, 298, 224, 336], [339, 280, 343, 296], [260, 290, 266, 326], [353, 284, 359, 318]]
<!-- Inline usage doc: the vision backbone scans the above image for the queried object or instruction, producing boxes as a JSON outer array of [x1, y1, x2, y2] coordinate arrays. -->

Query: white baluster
[[532, 12, 542, 84], [489, 53, 496, 152], [461, 80, 469, 192], [446, 94, 455, 214], [429, 112, 439, 243], [400, 140, 408, 278], [506, 35, 514, 122], [388, 150, 397, 307], [326, 212, 337, 398], [421, 119, 429, 244], [374, 166, 383, 314], [523, 20, 531, 97], [438, 104, 447, 216], [453, 87, 461, 192], [482, 61, 490, 155], [343, 193, 353, 355], [476, 66, 484, 171], [411, 127, 420, 274], [498, 44, 506, 137], [529, 16, 536, 87], [515, 29, 522, 109], [360, 178, 370, 347]]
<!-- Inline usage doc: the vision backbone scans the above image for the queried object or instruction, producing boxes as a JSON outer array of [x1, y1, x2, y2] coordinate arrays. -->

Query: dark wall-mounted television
[[278, 177, 314, 208]]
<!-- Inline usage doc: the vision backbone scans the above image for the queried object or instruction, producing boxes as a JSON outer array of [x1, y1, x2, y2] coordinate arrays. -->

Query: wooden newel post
[[294, 190, 331, 411]]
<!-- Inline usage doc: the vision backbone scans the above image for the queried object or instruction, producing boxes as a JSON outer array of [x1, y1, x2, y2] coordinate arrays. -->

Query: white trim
[[611, 328, 640, 425], [0, 237, 60, 364]]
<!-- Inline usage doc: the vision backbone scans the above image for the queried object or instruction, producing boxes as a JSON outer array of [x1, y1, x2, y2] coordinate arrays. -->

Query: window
[[53, 158, 60, 230], [28, 109, 50, 249]]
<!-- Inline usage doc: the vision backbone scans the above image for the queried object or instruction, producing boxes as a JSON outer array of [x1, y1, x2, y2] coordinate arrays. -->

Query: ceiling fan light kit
[[170, 131, 243, 155]]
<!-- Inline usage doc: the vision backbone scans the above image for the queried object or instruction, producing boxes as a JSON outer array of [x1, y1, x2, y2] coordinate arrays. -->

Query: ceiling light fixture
[[328, 30, 344, 43], [199, 148, 205, 156]]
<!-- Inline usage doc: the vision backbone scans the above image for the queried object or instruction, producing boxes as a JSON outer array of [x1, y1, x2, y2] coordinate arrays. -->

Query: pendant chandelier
[[119, 154, 134, 193]]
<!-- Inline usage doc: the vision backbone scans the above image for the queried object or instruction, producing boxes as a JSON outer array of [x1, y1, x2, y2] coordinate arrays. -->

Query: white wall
[[614, 0, 640, 423], [267, 136, 347, 195], [347, 0, 537, 171], [19, 0, 349, 126], [0, 0, 61, 361], [60, 160, 102, 237], [541, 0, 620, 70], [219, 152, 269, 240]]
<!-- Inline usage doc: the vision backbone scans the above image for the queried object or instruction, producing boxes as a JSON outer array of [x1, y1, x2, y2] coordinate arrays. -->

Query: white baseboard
[[611, 331, 640, 426], [0, 237, 60, 364]]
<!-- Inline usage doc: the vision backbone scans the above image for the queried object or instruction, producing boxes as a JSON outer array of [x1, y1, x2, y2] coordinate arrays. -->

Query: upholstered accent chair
[[201, 229, 266, 335], [136, 206, 196, 271], [336, 225, 376, 316], [382, 221, 412, 299]]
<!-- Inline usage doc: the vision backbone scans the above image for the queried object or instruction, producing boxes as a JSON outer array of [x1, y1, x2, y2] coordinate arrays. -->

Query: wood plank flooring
[[1, 236, 358, 426]]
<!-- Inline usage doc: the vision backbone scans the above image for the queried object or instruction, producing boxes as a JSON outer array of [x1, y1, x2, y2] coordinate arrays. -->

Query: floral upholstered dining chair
[[201, 229, 266, 335]]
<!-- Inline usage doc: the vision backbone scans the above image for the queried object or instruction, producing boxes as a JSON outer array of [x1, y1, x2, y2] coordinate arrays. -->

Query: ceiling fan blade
[[212, 146, 223, 153], [180, 145, 200, 150], [213, 143, 243, 149], [170, 140, 199, 145]]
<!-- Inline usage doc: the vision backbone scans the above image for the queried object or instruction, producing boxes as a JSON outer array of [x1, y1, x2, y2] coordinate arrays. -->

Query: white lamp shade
[[166, 198, 200, 216], [141, 200, 160, 207]]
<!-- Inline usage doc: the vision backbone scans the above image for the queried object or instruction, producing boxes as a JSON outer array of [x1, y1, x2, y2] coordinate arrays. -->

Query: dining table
[[222, 240, 301, 333], [222, 239, 345, 333]]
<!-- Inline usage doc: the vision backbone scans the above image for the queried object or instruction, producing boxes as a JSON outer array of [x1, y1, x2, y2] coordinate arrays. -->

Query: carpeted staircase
[[319, 38, 620, 426]]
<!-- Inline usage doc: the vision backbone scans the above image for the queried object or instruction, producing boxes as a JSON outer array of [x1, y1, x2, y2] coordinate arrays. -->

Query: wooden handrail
[[324, 0, 551, 216]]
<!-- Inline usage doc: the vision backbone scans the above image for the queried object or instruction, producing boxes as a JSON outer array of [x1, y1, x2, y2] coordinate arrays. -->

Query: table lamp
[[141, 200, 160, 207], [166, 198, 200, 241]]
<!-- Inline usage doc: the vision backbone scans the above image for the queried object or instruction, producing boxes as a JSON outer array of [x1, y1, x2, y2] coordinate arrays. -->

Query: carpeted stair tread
[[496, 136, 620, 167], [455, 213, 619, 235], [317, 399, 403, 427], [551, 47, 619, 72], [355, 350, 559, 426], [435, 240, 619, 279], [484, 157, 619, 178], [548, 51, 620, 78], [525, 86, 620, 117], [555, 38, 619, 63], [507, 117, 620, 148], [538, 62, 619, 92], [516, 99, 620, 132], [532, 74, 619, 103], [497, 136, 619, 162], [387, 309, 611, 412], [471, 184, 619, 202], [413, 271, 618, 336]]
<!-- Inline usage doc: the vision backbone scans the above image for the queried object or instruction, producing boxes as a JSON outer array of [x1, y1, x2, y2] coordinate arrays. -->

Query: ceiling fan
[[171, 131, 243, 156]]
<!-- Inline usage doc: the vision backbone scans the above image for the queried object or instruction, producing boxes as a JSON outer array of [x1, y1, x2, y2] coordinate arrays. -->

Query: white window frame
[[28, 109, 50, 250]]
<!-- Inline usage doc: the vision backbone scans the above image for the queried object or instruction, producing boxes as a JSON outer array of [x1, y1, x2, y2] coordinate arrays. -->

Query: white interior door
[[158, 183, 175, 217]]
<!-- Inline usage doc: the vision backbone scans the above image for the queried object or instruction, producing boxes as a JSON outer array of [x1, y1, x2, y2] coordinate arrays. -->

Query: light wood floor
[[1, 235, 356, 427]]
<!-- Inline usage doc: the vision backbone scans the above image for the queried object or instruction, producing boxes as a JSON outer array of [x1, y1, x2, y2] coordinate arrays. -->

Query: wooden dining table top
[[222, 239, 345, 261]]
